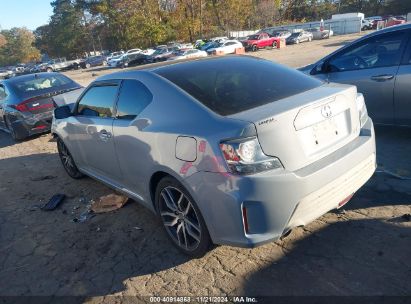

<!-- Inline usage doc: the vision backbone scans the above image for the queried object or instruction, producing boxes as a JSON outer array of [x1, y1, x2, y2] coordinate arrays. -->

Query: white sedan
[[167, 49, 208, 61], [207, 40, 243, 55], [108, 54, 126, 67]]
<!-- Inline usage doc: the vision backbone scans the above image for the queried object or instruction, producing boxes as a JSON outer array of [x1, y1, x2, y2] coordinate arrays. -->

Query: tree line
[[1, 0, 410, 65]]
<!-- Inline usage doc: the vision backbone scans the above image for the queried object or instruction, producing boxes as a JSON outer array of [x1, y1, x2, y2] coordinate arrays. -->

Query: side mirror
[[311, 61, 328, 75], [54, 105, 72, 119]]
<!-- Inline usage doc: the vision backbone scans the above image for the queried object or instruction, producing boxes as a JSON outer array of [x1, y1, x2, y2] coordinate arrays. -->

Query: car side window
[[116, 80, 153, 120], [327, 31, 408, 72], [77, 85, 118, 118]]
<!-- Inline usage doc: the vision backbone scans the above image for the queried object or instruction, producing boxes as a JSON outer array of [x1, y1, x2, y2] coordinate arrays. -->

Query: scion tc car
[[0, 73, 81, 140], [300, 23, 411, 126], [52, 56, 376, 257]]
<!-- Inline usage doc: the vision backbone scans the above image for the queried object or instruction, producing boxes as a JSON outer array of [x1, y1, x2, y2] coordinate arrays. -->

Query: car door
[[317, 30, 409, 125], [261, 34, 269, 47], [112, 79, 153, 199], [394, 33, 411, 126], [68, 81, 123, 180]]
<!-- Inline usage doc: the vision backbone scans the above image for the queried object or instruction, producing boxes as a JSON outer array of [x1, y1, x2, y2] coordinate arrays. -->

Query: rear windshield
[[155, 56, 322, 116], [12, 74, 72, 93]]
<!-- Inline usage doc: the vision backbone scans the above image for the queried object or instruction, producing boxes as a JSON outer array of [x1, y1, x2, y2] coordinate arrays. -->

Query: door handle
[[99, 129, 112, 141], [370, 74, 394, 81]]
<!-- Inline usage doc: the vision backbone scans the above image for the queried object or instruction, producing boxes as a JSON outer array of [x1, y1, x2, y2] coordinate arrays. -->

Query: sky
[[0, 0, 53, 31]]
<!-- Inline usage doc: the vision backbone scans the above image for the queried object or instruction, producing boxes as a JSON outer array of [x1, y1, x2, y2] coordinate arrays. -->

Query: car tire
[[102, 60, 107, 66], [308, 37, 312, 42], [46, 68, 53, 73], [252, 45, 258, 52], [272, 41, 278, 48], [85, 63, 91, 69], [5, 116, 21, 141], [155, 176, 212, 258], [296, 39, 300, 44], [57, 137, 84, 179]]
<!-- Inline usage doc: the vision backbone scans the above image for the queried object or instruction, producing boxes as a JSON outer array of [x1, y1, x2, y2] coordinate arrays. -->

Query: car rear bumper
[[184, 118, 376, 247], [8, 111, 53, 139]]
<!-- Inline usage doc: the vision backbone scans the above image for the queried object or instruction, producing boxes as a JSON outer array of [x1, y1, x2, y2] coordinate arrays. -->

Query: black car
[[0, 73, 82, 140], [80, 55, 108, 69], [120, 53, 148, 68]]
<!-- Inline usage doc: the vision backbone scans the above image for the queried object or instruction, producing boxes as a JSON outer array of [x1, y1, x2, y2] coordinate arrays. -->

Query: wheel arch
[[148, 169, 197, 213]]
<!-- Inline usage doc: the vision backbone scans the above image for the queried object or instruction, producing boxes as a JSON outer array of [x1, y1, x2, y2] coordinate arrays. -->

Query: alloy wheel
[[159, 186, 202, 251], [57, 138, 83, 178]]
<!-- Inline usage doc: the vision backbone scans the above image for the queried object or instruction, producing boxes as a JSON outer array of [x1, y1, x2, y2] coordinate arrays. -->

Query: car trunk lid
[[228, 84, 360, 171]]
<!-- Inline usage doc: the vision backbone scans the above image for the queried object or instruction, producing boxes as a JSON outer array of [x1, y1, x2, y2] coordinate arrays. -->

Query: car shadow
[[0, 130, 50, 149], [1, 125, 410, 297], [241, 217, 411, 296], [0, 152, 192, 296]]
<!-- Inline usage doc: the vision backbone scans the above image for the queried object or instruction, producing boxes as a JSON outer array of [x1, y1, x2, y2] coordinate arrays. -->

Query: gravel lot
[[0, 32, 410, 300]]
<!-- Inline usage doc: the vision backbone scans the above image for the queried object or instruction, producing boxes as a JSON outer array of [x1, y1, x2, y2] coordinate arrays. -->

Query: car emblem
[[321, 104, 332, 119]]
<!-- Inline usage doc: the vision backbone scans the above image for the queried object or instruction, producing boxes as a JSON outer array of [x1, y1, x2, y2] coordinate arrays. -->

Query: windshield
[[11, 74, 74, 95], [290, 33, 300, 37]]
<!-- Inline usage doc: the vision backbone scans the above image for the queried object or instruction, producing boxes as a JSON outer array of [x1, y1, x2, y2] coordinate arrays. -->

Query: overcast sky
[[0, 0, 53, 30]]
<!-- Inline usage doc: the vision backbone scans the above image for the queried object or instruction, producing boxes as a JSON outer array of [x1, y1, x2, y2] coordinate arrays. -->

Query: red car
[[386, 17, 406, 27], [242, 33, 281, 52]]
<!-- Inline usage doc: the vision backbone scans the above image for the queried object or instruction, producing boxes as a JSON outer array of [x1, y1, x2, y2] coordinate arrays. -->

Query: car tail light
[[12, 98, 37, 112], [356, 93, 368, 128], [219, 137, 283, 175], [12, 98, 53, 113]]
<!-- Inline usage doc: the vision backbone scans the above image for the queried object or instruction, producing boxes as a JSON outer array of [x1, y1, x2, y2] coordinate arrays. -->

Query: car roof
[[96, 56, 263, 81]]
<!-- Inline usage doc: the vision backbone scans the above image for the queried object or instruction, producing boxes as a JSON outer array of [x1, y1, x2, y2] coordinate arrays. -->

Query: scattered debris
[[90, 193, 128, 213], [28, 205, 42, 212], [336, 209, 346, 215], [96, 227, 101, 232], [41, 194, 66, 211], [401, 213, 411, 222], [72, 209, 95, 223], [133, 226, 143, 231], [72, 206, 80, 210], [92, 72, 99, 77], [78, 197, 88, 204], [30, 175, 57, 182]]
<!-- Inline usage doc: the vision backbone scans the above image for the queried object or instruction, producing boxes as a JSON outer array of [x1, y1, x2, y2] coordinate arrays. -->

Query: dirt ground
[[1, 32, 411, 301]]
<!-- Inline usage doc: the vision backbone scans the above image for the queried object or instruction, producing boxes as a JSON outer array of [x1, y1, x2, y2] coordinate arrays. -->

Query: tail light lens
[[220, 137, 283, 175], [12, 99, 33, 112], [12, 98, 53, 113], [356, 93, 368, 128]]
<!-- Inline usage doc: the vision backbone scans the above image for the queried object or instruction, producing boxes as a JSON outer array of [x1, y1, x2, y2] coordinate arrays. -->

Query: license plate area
[[299, 110, 351, 156]]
